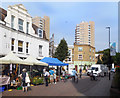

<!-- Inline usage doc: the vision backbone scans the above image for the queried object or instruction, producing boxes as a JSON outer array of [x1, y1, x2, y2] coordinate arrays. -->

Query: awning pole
[[19, 64, 20, 75], [30, 65, 32, 77]]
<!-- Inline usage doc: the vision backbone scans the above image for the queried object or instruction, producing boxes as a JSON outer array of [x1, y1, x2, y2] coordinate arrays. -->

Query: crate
[[0, 86, 5, 92]]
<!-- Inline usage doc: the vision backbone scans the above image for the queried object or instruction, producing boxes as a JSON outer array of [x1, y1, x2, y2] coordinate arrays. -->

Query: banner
[[110, 42, 116, 56]]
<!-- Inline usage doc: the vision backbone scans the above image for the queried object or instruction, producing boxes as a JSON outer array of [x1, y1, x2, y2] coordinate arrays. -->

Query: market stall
[[40, 57, 69, 81], [23, 56, 48, 85], [24, 56, 48, 77], [40, 57, 68, 66], [0, 52, 30, 89]]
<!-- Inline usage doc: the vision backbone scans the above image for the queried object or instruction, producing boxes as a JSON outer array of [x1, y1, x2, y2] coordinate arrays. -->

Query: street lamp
[[106, 26, 111, 80]]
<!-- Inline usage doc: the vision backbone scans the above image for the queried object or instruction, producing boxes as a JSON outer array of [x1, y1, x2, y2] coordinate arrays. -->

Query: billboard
[[110, 42, 116, 56]]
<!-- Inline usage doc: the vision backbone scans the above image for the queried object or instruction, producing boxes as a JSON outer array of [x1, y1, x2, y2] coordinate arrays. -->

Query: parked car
[[110, 68, 115, 73]]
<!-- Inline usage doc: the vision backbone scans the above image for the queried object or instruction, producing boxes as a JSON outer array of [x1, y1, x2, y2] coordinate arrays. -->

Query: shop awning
[[24, 56, 48, 66], [0, 51, 30, 65], [40, 57, 68, 66]]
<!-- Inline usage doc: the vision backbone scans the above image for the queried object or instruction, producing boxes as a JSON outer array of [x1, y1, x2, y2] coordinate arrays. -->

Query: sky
[[1, 2, 118, 52]]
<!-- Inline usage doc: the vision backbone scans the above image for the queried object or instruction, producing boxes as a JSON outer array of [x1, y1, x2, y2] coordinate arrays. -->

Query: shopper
[[72, 68, 77, 82], [53, 68, 57, 84], [49, 68, 54, 84], [44, 69, 49, 87], [25, 71, 30, 90], [79, 68, 82, 78], [20, 68, 28, 92], [43, 67, 46, 76], [43, 67, 46, 84], [62, 68, 66, 82]]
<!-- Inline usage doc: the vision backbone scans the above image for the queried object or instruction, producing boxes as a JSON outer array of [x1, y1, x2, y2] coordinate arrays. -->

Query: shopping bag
[[25, 77, 30, 83], [27, 83, 30, 87]]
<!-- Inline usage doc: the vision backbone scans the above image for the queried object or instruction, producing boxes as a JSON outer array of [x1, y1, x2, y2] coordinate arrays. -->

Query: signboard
[[110, 42, 116, 56]]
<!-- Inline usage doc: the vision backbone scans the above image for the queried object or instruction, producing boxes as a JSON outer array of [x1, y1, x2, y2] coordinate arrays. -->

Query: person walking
[[49, 68, 54, 84], [72, 68, 77, 83], [44, 69, 49, 87], [53, 68, 57, 84], [20, 68, 28, 92], [43, 67, 46, 76], [62, 68, 66, 82], [26, 71, 31, 90], [43, 67, 46, 84], [79, 68, 82, 78]]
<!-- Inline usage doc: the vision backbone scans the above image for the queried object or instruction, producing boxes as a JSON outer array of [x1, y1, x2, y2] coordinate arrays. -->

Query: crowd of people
[[18, 67, 83, 92], [44, 67, 67, 86]]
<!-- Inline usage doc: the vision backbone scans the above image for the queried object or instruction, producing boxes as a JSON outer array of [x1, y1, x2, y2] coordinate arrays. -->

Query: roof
[[0, 51, 29, 65], [68, 45, 74, 48], [40, 57, 68, 66], [24, 56, 48, 66], [32, 24, 48, 40], [0, 7, 7, 21]]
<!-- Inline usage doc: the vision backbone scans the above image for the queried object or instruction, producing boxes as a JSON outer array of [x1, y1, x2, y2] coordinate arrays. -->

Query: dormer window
[[38, 29, 43, 38]]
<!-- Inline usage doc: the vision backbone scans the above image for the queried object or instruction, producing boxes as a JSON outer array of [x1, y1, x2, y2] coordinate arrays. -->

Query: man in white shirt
[[44, 69, 49, 87]]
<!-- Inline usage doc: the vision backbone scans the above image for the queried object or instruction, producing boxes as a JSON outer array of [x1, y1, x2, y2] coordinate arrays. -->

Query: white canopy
[[24, 56, 48, 66], [0, 52, 31, 65]]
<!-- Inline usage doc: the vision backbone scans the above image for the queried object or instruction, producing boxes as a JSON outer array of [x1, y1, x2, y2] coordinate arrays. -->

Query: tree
[[54, 38, 68, 61], [113, 53, 120, 66], [101, 49, 114, 70], [97, 55, 102, 64], [102, 49, 110, 64]]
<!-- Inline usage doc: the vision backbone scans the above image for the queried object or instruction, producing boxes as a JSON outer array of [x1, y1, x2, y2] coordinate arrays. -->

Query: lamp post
[[106, 27, 111, 80]]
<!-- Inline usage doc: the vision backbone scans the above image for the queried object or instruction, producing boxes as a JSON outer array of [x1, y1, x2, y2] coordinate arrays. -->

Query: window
[[11, 15, 15, 28], [78, 54, 83, 60], [26, 42, 29, 53], [39, 45, 42, 56], [78, 47, 83, 51], [18, 18, 23, 31], [68, 50, 71, 55], [38, 29, 43, 38], [89, 48, 91, 52], [18, 40, 23, 52], [26, 22, 29, 34], [68, 57, 71, 61], [93, 49, 94, 53], [11, 38, 15, 51]]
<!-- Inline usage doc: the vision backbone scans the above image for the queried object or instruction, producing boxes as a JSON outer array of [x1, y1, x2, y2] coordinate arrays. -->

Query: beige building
[[32, 16, 50, 40], [74, 21, 95, 72], [63, 45, 74, 74], [74, 44, 95, 72], [75, 21, 95, 47]]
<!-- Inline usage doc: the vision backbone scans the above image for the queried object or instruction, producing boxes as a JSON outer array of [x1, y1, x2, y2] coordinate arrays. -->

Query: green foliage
[[96, 50, 104, 54], [101, 49, 113, 65], [114, 67, 120, 90], [113, 53, 120, 66], [54, 38, 68, 61], [116, 67, 120, 73], [32, 76, 44, 85], [102, 49, 110, 64]]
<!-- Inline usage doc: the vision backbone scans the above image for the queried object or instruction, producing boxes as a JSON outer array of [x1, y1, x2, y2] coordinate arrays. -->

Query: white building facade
[[0, 4, 49, 59]]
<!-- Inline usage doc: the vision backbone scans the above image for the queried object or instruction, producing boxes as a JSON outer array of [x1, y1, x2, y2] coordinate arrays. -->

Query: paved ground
[[2, 74, 113, 96]]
